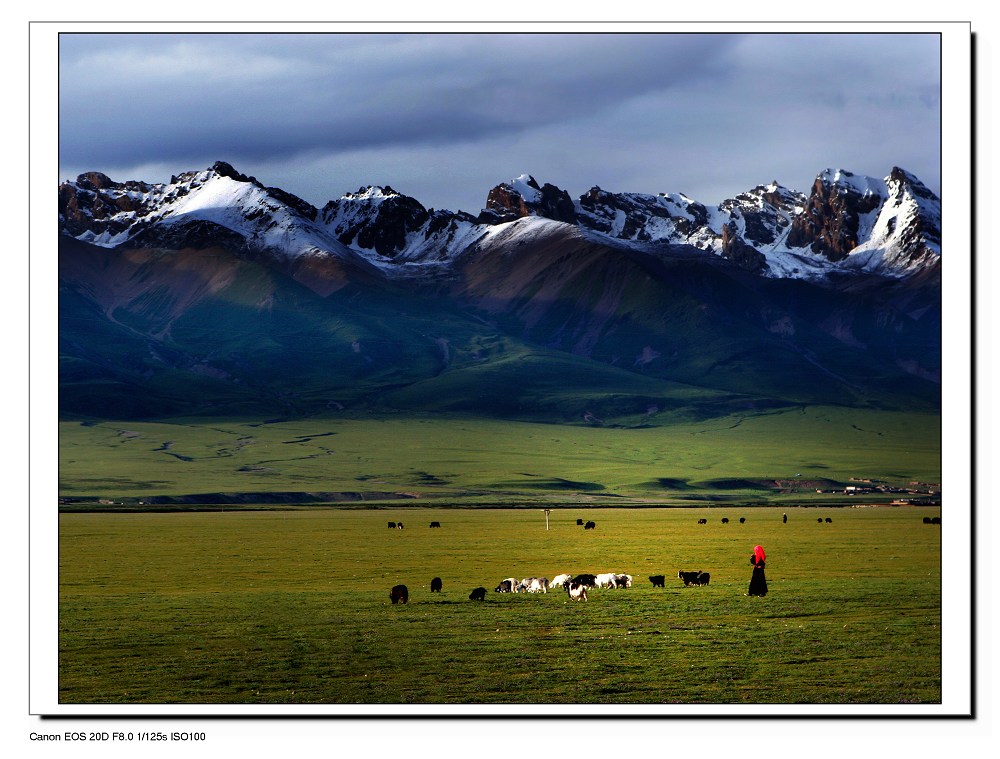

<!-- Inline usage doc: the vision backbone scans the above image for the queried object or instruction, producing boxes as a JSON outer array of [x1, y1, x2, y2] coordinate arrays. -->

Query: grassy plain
[[59, 506, 941, 705], [58, 406, 940, 503]]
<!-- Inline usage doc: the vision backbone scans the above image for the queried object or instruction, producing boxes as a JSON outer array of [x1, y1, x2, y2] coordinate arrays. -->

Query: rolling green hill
[[59, 232, 939, 424]]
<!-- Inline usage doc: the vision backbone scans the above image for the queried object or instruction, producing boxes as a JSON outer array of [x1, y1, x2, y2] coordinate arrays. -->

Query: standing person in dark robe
[[747, 544, 768, 596]]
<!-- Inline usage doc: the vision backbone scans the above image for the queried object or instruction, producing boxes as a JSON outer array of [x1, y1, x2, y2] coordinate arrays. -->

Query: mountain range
[[58, 162, 941, 422]]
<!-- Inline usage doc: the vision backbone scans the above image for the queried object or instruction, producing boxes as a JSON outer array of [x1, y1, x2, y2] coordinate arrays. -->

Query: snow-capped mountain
[[59, 161, 371, 268], [58, 161, 941, 284], [320, 185, 484, 265], [58, 162, 942, 422]]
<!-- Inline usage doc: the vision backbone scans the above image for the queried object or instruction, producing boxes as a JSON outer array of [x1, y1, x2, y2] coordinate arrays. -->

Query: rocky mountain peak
[[482, 175, 577, 225], [321, 185, 431, 259], [73, 171, 119, 192], [785, 169, 888, 262], [209, 160, 252, 183], [58, 161, 941, 283], [887, 166, 938, 202]]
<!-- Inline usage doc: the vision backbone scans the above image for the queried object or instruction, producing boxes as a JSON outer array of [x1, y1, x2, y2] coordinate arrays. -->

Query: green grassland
[[58, 507, 941, 705], [59, 406, 940, 503]]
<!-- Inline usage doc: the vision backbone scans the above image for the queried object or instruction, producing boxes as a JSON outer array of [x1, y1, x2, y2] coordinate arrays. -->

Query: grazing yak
[[389, 584, 409, 604], [550, 574, 572, 588], [571, 573, 598, 588], [649, 574, 666, 588], [678, 570, 710, 586], [576, 518, 584, 525], [595, 573, 618, 589], [469, 587, 487, 601], [429, 521, 441, 528], [494, 578, 517, 593], [584, 521, 596, 530], [566, 581, 589, 601], [931, 516, 941, 525], [739, 517, 746, 524], [521, 577, 549, 594], [396, 522, 404, 529], [512, 577, 547, 594], [697, 518, 708, 524], [818, 517, 824, 523], [721, 518, 729, 524], [430, 577, 443, 593], [387, 521, 396, 529], [615, 574, 633, 588], [923, 516, 932, 524], [527, 577, 549, 593], [825, 517, 833, 523]]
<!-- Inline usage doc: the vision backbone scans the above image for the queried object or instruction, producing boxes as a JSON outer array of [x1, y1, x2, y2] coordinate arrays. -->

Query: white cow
[[527, 577, 549, 594], [595, 573, 618, 589], [550, 574, 572, 588]]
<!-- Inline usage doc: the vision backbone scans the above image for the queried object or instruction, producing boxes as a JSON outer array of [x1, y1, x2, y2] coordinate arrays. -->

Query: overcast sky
[[59, 32, 941, 214]]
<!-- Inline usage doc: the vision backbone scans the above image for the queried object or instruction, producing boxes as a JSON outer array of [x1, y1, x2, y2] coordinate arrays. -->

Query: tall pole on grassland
[[544, 509, 551, 530]]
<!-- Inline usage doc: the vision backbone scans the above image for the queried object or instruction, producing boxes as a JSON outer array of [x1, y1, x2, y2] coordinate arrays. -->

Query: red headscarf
[[753, 545, 766, 564]]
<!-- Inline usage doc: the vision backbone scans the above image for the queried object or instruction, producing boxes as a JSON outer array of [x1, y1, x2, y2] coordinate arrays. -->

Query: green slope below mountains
[[58, 231, 939, 424]]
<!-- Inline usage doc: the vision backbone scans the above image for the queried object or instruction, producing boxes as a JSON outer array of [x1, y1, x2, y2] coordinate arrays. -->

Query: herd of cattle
[[384, 512, 940, 605], [389, 570, 715, 605]]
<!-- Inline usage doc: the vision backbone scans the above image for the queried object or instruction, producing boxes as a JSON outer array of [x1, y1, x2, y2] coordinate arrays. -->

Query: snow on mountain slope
[[319, 185, 490, 269], [838, 168, 941, 275], [569, 169, 938, 280], [60, 161, 362, 266], [59, 162, 941, 283]]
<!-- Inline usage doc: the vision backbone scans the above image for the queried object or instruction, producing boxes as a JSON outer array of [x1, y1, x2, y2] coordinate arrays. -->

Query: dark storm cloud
[[59, 33, 738, 167], [59, 31, 941, 212]]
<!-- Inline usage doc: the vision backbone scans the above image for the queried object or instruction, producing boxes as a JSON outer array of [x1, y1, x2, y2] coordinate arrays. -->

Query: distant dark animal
[[783, 513, 788, 524], [577, 518, 584, 525], [469, 587, 487, 601], [923, 516, 932, 524], [430, 577, 442, 593], [697, 518, 708, 525], [494, 578, 516, 593], [615, 574, 633, 588], [584, 521, 596, 530], [818, 518, 824, 523], [825, 518, 833, 523], [387, 521, 396, 529], [678, 570, 709, 586], [721, 518, 729, 524], [739, 517, 746, 524], [429, 521, 441, 528], [678, 570, 699, 586], [649, 574, 666, 588], [571, 573, 597, 588], [397, 522, 404, 529], [389, 584, 408, 604], [931, 516, 941, 525], [566, 581, 588, 601]]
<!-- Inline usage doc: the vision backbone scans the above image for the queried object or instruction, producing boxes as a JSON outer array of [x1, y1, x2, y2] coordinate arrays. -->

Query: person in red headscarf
[[747, 544, 768, 597]]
